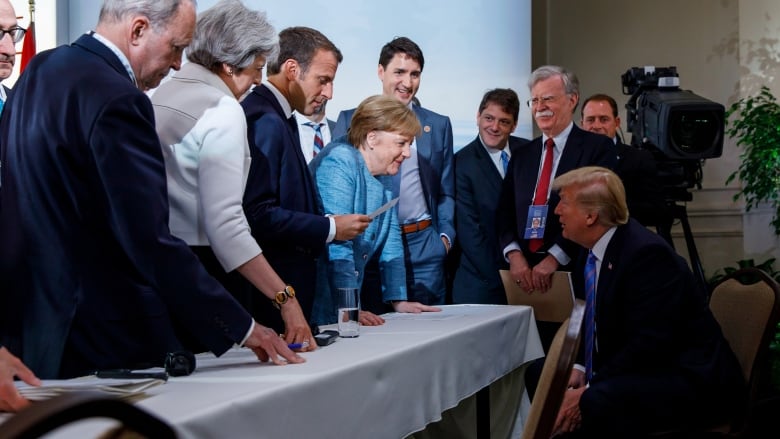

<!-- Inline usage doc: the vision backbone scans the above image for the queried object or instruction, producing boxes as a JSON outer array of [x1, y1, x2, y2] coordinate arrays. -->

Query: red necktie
[[528, 138, 554, 252]]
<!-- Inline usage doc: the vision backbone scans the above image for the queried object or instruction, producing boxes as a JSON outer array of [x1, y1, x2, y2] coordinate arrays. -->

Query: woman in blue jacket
[[310, 95, 441, 326]]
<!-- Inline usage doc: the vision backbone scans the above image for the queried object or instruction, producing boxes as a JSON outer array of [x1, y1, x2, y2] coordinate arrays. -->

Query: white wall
[[64, 0, 533, 150]]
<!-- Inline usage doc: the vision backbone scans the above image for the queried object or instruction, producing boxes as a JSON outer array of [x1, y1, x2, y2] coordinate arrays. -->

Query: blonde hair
[[552, 166, 628, 227], [347, 95, 421, 147]]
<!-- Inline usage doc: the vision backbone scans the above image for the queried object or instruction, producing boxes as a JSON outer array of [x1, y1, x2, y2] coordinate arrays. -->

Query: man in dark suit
[[452, 88, 529, 304], [580, 93, 665, 226], [333, 37, 455, 307], [242, 27, 370, 333], [551, 166, 744, 437], [497, 65, 616, 350], [0, 0, 303, 379]]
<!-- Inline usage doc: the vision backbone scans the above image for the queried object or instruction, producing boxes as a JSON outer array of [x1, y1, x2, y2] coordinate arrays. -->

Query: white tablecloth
[[6, 305, 543, 438]]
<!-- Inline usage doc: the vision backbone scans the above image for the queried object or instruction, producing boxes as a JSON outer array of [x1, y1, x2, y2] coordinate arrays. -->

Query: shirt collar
[[591, 226, 617, 262], [542, 121, 574, 151], [91, 31, 137, 87], [264, 81, 293, 118]]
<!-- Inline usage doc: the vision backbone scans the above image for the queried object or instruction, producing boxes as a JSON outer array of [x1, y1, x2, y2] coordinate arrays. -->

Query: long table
[[7, 305, 544, 438]]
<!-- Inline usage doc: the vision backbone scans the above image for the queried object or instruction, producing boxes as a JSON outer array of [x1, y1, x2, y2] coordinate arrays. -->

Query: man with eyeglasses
[[0, 0, 24, 114], [451, 88, 529, 304], [496, 65, 616, 353]]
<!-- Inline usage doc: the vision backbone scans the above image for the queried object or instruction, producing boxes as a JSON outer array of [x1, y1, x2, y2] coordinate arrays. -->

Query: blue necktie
[[305, 122, 324, 156], [0, 99, 4, 116], [500, 150, 509, 176], [584, 250, 597, 382]]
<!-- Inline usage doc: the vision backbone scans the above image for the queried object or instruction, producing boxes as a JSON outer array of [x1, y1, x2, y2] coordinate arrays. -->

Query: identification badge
[[524, 205, 548, 239]]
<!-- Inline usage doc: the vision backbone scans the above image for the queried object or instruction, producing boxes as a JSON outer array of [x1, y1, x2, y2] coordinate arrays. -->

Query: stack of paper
[[16, 377, 165, 402]]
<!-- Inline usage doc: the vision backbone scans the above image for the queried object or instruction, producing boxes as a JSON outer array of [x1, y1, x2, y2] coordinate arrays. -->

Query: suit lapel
[[471, 140, 503, 188], [557, 125, 586, 177], [597, 225, 625, 312], [413, 106, 432, 161]]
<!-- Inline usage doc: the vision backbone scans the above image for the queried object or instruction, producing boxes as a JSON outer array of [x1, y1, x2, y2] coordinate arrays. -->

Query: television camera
[[621, 66, 724, 294], [622, 66, 724, 201]]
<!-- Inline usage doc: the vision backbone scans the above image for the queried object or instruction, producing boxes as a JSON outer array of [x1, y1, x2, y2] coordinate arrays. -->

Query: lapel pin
[[423, 125, 431, 133], [608, 262, 613, 270]]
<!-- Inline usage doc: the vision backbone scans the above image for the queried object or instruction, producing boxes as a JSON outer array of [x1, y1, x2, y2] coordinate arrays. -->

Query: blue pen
[[287, 341, 309, 350]]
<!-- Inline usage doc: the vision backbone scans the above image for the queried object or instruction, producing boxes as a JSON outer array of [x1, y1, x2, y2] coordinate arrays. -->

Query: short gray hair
[[98, 0, 196, 31], [186, 0, 278, 72], [528, 65, 580, 97]]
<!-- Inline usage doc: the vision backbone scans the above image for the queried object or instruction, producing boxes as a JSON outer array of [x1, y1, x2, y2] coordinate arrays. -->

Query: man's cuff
[[547, 244, 571, 266], [239, 320, 256, 347], [503, 242, 521, 262], [440, 233, 451, 248], [326, 215, 336, 243], [573, 363, 585, 373]]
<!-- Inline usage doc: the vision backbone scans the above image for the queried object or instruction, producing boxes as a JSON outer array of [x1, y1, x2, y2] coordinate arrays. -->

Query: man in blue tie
[[451, 88, 529, 304], [550, 166, 743, 437]]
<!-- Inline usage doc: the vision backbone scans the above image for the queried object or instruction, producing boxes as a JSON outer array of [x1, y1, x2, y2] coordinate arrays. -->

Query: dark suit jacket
[[572, 219, 744, 425], [452, 136, 529, 304], [241, 84, 329, 330], [613, 139, 665, 226], [0, 34, 252, 378], [334, 105, 455, 241], [497, 124, 617, 262]]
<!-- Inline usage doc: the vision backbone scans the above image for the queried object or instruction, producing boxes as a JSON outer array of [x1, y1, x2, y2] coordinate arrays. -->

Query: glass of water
[[336, 288, 360, 338]]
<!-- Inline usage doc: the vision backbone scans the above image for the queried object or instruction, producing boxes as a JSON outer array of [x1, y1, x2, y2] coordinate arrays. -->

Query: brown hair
[[347, 95, 421, 147]]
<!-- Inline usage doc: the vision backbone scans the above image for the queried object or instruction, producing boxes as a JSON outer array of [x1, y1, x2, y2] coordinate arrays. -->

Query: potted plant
[[725, 85, 780, 235]]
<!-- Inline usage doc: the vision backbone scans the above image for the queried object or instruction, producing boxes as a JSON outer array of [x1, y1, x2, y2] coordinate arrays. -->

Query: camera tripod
[[654, 201, 709, 296]]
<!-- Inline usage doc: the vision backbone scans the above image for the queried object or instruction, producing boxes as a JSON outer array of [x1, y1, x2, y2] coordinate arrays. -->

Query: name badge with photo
[[524, 205, 548, 239]]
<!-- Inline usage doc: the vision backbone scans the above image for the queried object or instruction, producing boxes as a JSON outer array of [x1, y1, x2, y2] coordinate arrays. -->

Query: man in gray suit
[[452, 89, 529, 304]]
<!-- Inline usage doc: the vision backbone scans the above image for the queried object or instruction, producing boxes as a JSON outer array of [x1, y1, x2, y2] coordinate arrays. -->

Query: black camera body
[[622, 66, 724, 193]]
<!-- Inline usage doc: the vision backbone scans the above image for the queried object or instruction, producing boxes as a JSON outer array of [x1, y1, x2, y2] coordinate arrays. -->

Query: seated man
[[550, 166, 744, 437]]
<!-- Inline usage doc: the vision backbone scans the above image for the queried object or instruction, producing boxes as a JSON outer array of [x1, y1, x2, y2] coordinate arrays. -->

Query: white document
[[368, 197, 399, 219]]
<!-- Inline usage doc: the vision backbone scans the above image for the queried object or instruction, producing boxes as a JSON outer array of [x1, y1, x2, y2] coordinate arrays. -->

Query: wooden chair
[[521, 298, 585, 439], [0, 391, 176, 439], [708, 267, 780, 434], [648, 267, 780, 438]]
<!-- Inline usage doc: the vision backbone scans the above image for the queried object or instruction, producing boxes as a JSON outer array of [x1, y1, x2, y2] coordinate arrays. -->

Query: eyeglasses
[[0, 26, 26, 44], [526, 95, 563, 108]]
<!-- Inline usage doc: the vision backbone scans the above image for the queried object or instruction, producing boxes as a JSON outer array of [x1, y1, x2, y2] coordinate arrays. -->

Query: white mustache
[[535, 110, 553, 118]]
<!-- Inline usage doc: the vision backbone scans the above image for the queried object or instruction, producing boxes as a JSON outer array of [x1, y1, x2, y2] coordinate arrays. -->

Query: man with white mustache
[[496, 65, 616, 353]]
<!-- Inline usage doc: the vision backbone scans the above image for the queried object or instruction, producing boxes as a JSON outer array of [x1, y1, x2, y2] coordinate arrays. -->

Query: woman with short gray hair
[[152, 0, 316, 351]]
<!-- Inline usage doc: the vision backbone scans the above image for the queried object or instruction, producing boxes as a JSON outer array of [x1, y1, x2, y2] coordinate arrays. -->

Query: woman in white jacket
[[152, 0, 315, 351]]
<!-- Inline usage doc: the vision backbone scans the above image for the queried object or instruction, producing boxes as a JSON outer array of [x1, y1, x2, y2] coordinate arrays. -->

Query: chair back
[[521, 298, 585, 439], [709, 267, 780, 404], [0, 391, 177, 439]]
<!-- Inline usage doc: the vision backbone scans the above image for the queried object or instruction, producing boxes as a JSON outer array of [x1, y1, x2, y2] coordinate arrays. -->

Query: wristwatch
[[272, 285, 296, 309]]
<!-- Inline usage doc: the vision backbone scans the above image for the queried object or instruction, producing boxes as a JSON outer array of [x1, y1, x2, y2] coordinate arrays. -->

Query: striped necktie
[[584, 250, 597, 382], [500, 150, 509, 176], [305, 122, 324, 156]]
